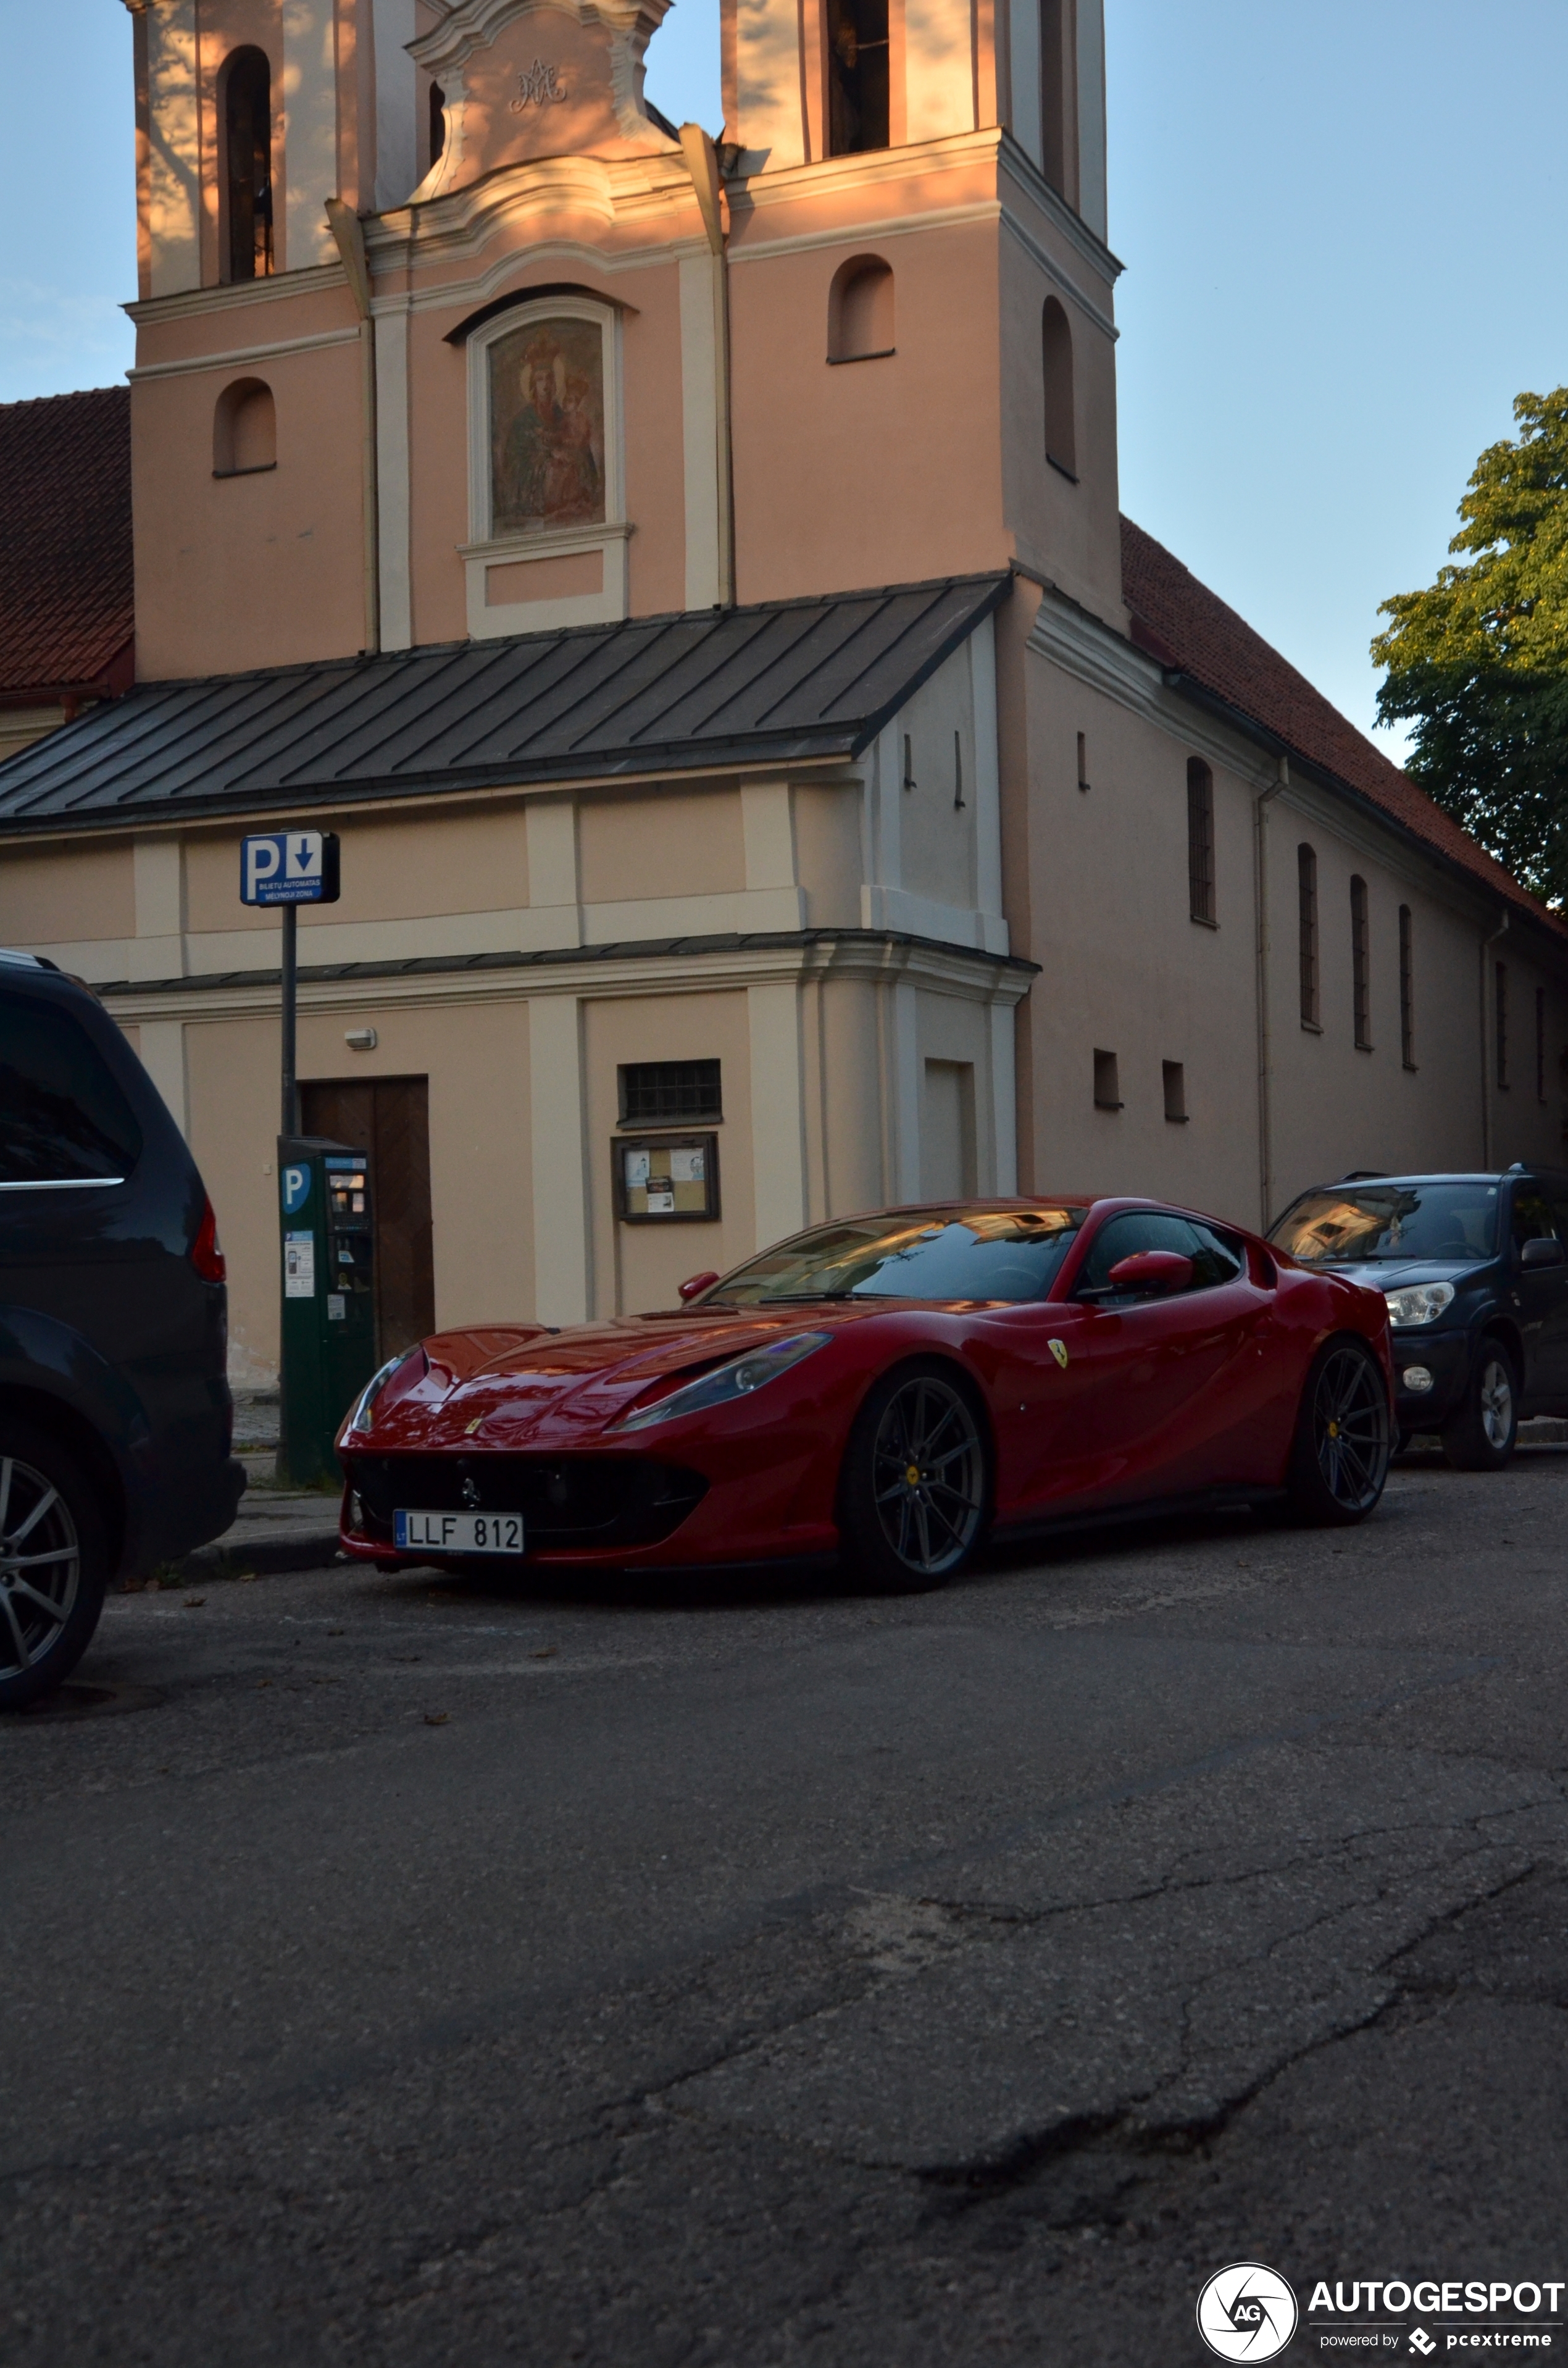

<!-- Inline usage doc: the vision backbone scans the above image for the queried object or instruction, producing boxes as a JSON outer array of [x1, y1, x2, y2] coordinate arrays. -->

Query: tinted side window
[[0, 994, 143, 1185], [1185, 1219, 1246, 1288], [1510, 1189, 1557, 1249], [1077, 1211, 1245, 1297]]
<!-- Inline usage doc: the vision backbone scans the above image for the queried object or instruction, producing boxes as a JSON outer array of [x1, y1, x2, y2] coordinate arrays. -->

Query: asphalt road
[[4, 1448, 1567, 2367]]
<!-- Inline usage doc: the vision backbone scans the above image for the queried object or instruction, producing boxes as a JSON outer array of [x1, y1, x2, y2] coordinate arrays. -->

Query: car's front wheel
[[0, 1424, 109, 1712], [838, 1362, 990, 1592], [1286, 1336, 1391, 1525], [1441, 1337, 1519, 1471]]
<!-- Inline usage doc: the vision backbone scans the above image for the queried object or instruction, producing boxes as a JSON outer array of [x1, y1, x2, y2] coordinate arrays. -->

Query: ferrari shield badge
[[1048, 1339, 1069, 1369]]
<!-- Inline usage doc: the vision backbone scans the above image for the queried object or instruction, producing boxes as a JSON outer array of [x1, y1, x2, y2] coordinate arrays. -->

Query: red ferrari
[[336, 1196, 1393, 1592]]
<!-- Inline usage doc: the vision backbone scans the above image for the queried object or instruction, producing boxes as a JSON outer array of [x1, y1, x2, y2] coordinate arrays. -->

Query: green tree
[[1372, 387, 1568, 905]]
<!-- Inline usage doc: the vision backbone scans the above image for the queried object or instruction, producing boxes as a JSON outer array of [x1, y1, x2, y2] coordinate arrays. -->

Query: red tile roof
[[1120, 514, 1561, 934], [0, 387, 133, 702]]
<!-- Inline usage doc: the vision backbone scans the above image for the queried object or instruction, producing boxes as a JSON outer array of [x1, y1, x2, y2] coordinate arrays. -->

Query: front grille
[[349, 1452, 708, 1551]]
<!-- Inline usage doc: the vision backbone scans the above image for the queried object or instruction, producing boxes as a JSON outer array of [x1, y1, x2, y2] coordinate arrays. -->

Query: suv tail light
[[191, 1195, 227, 1284]]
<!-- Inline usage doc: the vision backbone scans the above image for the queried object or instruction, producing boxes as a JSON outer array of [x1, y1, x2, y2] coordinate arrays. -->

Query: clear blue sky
[[3, 0, 1563, 751]]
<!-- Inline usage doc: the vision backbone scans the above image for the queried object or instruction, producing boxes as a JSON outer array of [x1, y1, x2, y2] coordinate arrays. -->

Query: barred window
[[1187, 758, 1215, 925], [1537, 986, 1548, 1103], [1351, 877, 1371, 1050], [1298, 845, 1319, 1027], [1496, 963, 1509, 1090], [618, 1060, 722, 1126]]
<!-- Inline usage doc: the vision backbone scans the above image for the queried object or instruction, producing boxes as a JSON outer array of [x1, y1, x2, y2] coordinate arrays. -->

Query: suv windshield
[[704, 1206, 1085, 1307], [1270, 1182, 1499, 1265]]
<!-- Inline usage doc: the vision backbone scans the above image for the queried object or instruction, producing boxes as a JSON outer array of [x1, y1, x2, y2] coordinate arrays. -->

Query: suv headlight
[[1383, 1282, 1456, 1328], [611, 1332, 830, 1433]]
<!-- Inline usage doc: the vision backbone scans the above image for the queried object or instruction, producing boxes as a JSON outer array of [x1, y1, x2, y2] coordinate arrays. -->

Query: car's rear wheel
[[1441, 1338, 1518, 1471], [1286, 1337, 1391, 1525], [0, 1425, 109, 1712], [838, 1362, 990, 1592]]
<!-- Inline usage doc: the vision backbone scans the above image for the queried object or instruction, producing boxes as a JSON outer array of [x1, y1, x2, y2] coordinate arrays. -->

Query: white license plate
[[394, 1508, 525, 1555]]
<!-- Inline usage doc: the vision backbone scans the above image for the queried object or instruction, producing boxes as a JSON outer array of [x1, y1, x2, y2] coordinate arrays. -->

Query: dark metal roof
[[0, 574, 1008, 836]]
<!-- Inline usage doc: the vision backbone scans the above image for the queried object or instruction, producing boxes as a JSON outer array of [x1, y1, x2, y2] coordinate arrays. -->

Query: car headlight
[[345, 1346, 427, 1436], [611, 1332, 831, 1433], [1383, 1282, 1456, 1328]]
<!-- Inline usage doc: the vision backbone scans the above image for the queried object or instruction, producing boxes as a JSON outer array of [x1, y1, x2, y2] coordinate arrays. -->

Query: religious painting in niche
[[488, 317, 606, 536]]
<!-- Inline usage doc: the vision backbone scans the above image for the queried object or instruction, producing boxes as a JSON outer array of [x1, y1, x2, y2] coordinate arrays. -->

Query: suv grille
[[349, 1452, 707, 1551]]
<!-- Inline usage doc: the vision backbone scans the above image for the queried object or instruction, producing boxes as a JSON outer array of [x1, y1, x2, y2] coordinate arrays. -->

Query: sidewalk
[[170, 1391, 344, 1578]]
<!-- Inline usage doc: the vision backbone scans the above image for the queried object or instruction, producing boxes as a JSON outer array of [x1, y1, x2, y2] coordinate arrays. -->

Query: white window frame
[[459, 295, 628, 637]]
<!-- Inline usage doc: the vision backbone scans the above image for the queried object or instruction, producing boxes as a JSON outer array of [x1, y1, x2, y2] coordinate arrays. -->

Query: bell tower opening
[[222, 47, 273, 283], [826, 0, 890, 155]]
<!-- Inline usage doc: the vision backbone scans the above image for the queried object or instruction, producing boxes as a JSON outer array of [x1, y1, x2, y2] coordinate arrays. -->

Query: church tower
[[720, 0, 1123, 623]]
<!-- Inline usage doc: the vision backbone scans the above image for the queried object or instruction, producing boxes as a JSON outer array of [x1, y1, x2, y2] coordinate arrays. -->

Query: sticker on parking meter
[[281, 1163, 311, 1214], [284, 1232, 316, 1297]]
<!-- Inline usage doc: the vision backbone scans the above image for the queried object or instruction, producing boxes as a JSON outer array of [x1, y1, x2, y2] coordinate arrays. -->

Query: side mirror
[[1105, 1249, 1194, 1297], [678, 1270, 721, 1303], [1520, 1236, 1566, 1270]]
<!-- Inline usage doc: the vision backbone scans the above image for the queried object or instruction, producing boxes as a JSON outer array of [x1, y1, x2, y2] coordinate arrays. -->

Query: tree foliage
[[1372, 387, 1568, 905]]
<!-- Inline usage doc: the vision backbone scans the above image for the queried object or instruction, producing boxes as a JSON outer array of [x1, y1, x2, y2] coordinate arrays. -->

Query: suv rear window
[[0, 994, 143, 1186]]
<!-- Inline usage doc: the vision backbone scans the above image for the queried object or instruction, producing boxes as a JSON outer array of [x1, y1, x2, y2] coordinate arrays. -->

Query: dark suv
[[1, 951, 244, 1707], [1269, 1168, 1568, 1468]]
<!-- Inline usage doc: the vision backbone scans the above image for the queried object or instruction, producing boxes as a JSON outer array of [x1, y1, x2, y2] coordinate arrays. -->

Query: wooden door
[[301, 1076, 435, 1358]]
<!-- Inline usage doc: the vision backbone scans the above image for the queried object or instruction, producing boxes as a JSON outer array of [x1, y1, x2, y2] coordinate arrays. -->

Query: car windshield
[[703, 1207, 1086, 1307], [1270, 1182, 1499, 1265]]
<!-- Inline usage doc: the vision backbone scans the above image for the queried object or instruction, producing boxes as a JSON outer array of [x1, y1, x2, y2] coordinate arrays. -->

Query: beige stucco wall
[[0, 842, 136, 948], [577, 785, 745, 906]]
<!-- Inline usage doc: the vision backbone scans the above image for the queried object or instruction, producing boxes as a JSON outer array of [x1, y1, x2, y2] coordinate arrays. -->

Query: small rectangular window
[[1093, 1048, 1122, 1111], [1350, 876, 1371, 1050], [1537, 985, 1547, 1103], [618, 1060, 722, 1127], [1398, 905, 1416, 1069], [1187, 759, 1215, 925], [1298, 845, 1319, 1028], [1496, 963, 1509, 1089], [1162, 1061, 1188, 1123], [1076, 732, 1090, 792]]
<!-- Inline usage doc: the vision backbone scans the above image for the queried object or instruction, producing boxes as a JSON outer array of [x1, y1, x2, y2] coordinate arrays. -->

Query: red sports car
[[338, 1203, 1393, 1591], [336, 1196, 1393, 1591]]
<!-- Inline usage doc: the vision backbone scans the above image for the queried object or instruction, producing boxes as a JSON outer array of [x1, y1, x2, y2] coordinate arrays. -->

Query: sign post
[[240, 832, 346, 1481]]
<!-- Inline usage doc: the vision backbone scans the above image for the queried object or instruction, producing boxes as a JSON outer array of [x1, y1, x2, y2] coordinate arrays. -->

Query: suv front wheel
[[1441, 1339, 1519, 1472], [0, 1423, 109, 1711]]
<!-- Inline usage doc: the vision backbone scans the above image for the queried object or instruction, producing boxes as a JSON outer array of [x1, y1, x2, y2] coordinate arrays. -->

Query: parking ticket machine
[[277, 1135, 378, 1486]]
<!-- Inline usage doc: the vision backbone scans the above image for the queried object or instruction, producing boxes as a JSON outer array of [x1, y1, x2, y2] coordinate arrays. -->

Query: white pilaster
[[528, 995, 592, 1323], [372, 0, 419, 210], [375, 307, 412, 650], [127, 837, 187, 982], [678, 253, 724, 611], [740, 779, 799, 894], [281, 0, 339, 269], [904, 0, 975, 141], [891, 976, 921, 1201], [969, 614, 1009, 955], [144, 0, 202, 298], [525, 797, 582, 945], [747, 980, 807, 1249], [137, 1020, 190, 1138], [988, 1000, 1017, 1195], [1075, 0, 1109, 242]]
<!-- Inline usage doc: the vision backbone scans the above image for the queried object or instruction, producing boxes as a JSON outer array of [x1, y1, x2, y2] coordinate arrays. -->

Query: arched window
[[429, 81, 447, 174], [222, 48, 273, 282], [1042, 298, 1075, 478], [1186, 757, 1214, 924], [828, 256, 894, 363], [1040, 0, 1068, 196], [1298, 844, 1319, 1026], [214, 378, 277, 476], [1351, 876, 1372, 1049], [826, 0, 889, 155]]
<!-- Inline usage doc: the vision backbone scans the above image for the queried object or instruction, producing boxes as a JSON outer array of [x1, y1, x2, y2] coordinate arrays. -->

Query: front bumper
[[1390, 1328, 1470, 1427]]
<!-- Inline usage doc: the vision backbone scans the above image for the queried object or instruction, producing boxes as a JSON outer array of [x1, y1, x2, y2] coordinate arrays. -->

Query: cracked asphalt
[[4, 1446, 1567, 2366]]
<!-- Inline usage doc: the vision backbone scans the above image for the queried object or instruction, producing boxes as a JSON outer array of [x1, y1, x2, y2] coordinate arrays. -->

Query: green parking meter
[[277, 1136, 377, 1486]]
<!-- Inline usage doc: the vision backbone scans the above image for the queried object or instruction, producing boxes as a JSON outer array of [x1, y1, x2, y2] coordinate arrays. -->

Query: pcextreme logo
[[1197, 2264, 1299, 2360]]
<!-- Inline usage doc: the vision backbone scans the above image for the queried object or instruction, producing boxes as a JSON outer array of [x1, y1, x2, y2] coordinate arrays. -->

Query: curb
[[177, 1529, 344, 1578]]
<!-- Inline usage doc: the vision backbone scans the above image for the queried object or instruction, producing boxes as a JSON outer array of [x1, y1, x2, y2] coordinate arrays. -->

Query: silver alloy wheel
[[1478, 1355, 1514, 1451], [1312, 1346, 1390, 1512], [871, 1375, 985, 1575], [0, 1455, 81, 1681]]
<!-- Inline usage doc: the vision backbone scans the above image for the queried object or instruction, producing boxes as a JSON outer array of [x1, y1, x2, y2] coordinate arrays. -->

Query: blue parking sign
[[241, 830, 341, 906]]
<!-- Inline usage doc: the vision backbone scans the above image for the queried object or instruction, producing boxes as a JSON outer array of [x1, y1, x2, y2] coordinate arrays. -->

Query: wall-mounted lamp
[[344, 1027, 378, 1051]]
